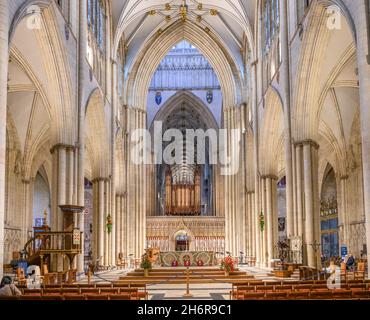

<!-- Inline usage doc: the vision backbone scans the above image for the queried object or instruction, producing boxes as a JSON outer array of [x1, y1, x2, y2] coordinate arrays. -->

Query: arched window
[[262, 0, 281, 91], [87, 0, 107, 89], [87, 0, 106, 51], [263, 0, 280, 53]]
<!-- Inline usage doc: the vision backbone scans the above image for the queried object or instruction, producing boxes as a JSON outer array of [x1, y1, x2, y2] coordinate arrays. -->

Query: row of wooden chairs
[[235, 290, 370, 300], [31, 282, 147, 289], [231, 278, 370, 290], [230, 281, 370, 299], [21, 287, 148, 300], [0, 293, 134, 301]]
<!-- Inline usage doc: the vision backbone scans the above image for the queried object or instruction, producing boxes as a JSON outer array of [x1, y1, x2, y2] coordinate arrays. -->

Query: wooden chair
[[354, 262, 366, 280], [348, 283, 367, 291], [67, 269, 77, 284], [118, 288, 139, 299], [256, 285, 274, 292], [311, 284, 330, 291], [243, 292, 265, 300], [61, 288, 80, 295], [332, 289, 352, 300], [42, 288, 61, 295], [23, 288, 42, 296], [294, 284, 312, 292], [63, 283, 79, 288], [99, 288, 119, 294], [351, 290, 370, 299], [42, 295, 64, 301], [85, 294, 109, 300], [42, 265, 58, 285], [275, 285, 293, 292], [80, 288, 99, 294], [265, 292, 288, 300], [288, 291, 309, 300], [230, 286, 255, 300], [64, 294, 85, 300], [96, 282, 113, 288], [0, 295, 19, 300], [109, 294, 131, 300], [16, 268, 27, 286], [78, 283, 94, 288], [21, 294, 42, 300], [309, 291, 333, 299]]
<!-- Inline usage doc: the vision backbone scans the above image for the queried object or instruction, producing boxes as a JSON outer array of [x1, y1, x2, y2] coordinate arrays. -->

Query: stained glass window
[[87, 0, 105, 52]]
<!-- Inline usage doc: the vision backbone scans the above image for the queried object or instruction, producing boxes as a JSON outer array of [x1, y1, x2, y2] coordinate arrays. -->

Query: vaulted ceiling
[[112, 0, 256, 74]]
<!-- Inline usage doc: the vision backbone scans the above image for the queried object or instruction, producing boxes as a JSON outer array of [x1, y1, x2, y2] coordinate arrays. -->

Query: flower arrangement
[[182, 254, 191, 267], [197, 260, 204, 267], [259, 212, 265, 232], [220, 255, 235, 273], [140, 253, 152, 270], [106, 215, 113, 234], [172, 260, 179, 267]]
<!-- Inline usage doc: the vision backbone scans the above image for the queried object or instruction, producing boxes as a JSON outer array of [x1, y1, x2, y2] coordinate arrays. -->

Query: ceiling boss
[[147, 0, 218, 24]]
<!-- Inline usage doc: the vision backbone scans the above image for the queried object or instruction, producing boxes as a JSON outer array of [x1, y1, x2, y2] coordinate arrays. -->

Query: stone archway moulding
[[125, 20, 242, 111]]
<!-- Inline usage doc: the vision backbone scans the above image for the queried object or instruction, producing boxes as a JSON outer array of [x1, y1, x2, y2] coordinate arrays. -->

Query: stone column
[[110, 59, 118, 266], [21, 179, 34, 246], [250, 192, 256, 257], [302, 140, 320, 268], [115, 195, 120, 258], [0, 0, 8, 280], [127, 108, 147, 258], [261, 177, 268, 267], [92, 178, 108, 265], [339, 176, 349, 250], [264, 175, 278, 267], [104, 179, 110, 265], [280, 0, 294, 239], [295, 143, 304, 238], [50, 144, 69, 271], [98, 178, 105, 265], [76, 0, 87, 273], [356, 5, 370, 278]]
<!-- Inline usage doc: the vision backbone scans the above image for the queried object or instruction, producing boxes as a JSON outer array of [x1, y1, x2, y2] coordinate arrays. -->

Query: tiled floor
[[77, 266, 282, 300]]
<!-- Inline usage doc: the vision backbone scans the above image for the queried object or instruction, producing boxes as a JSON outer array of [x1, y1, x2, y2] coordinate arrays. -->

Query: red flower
[[221, 256, 235, 272]]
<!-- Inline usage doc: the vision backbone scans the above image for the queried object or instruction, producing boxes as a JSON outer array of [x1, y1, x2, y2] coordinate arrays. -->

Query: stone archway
[[125, 20, 242, 110], [171, 228, 195, 252]]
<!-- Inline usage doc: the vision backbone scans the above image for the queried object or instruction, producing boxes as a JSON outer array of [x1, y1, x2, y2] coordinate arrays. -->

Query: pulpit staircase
[[23, 231, 83, 269]]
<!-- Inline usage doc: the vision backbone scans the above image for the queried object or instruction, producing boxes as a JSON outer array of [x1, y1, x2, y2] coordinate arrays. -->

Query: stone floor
[[78, 266, 283, 300]]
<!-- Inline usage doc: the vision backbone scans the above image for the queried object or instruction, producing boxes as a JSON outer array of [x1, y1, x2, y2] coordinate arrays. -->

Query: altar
[[159, 251, 216, 267]]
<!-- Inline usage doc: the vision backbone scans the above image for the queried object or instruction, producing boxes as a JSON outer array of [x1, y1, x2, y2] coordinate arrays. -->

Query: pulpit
[[58, 205, 84, 269]]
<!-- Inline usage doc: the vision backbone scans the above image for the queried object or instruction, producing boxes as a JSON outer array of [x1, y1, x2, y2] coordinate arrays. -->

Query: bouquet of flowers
[[140, 253, 152, 270], [220, 255, 235, 273], [197, 260, 204, 267]]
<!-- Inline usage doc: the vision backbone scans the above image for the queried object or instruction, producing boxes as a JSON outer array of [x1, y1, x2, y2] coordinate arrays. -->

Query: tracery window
[[87, 0, 105, 51], [263, 0, 279, 53], [87, 0, 106, 89], [262, 0, 281, 92]]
